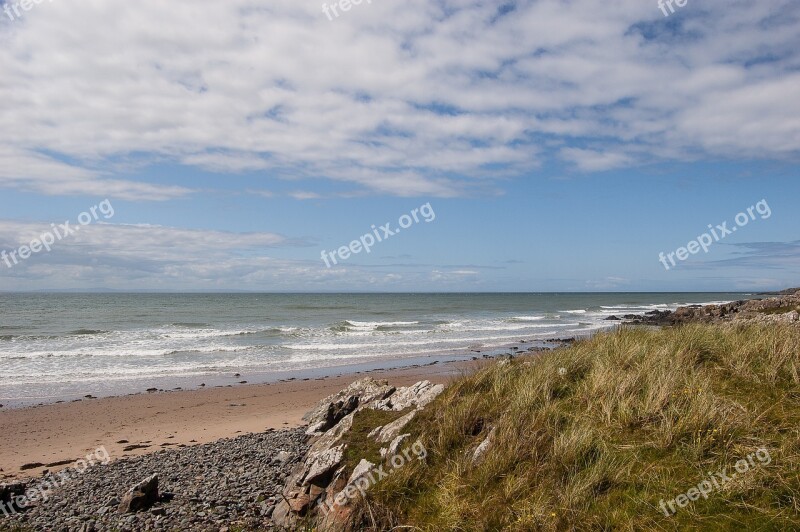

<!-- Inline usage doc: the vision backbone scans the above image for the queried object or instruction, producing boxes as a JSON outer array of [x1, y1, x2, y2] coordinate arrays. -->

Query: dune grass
[[355, 323, 800, 531]]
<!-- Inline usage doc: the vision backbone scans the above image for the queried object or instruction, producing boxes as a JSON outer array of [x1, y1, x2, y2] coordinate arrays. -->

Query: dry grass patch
[[355, 324, 800, 531]]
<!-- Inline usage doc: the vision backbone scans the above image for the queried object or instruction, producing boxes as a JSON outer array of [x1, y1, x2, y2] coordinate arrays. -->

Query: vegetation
[[760, 304, 800, 315], [355, 323, 800, 531], [340, 407, 414, 471]]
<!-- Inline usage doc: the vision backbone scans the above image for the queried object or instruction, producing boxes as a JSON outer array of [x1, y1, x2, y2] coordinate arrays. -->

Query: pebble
[[5, 428, 307, 531]]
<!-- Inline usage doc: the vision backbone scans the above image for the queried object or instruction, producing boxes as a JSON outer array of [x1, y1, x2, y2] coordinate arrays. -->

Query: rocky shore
[[3, 429, 307, 531], [271, 378, 446, 530], [0, 377, 450, 532], [610, 288, 800, 326]]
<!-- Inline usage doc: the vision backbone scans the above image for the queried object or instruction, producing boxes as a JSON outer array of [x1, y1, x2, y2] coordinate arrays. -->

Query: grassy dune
[[356, 324, 800, 531]]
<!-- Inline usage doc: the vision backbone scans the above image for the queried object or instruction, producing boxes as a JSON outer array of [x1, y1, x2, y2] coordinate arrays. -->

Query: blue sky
[[0, 0, 798, 292]]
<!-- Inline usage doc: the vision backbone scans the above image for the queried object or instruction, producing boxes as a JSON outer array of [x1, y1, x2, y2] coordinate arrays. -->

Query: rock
[[118, 474, 159, 513], [472, 427, 496, 464], [287, 491, 310, 513], [373, 381, 444, 411], [347, 459, 376, 486], [273, 450, 291, 465], [122, 444, 151, 452], [388, 433, 410, 455], [303, 445, 345, 486], [303, 378, 395, 430], [605, 315, 620, 321], [375, 411, 417, 443]]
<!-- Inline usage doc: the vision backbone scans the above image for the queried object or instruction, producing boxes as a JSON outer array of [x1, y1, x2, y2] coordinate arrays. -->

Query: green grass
[[340, 407, 414, 471], [352, 323, 800, 531]]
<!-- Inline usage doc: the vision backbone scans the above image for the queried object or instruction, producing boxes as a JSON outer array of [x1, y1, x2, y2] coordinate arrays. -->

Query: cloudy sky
[[0, 0, 798, 292]]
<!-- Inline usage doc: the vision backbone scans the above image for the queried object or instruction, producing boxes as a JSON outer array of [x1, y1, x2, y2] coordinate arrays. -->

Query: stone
[[472, 427, 496, 464], [303, 445, 345, 486], [118, 474, 159, 513], [347, 459, 376, 486], [386, 434, 410, 457], [303, 378, 396, 429], [372, 381, 444, 411], [288, 492, 310, 513], [274, 451, 291, 464], [375, 411, 417, 443]]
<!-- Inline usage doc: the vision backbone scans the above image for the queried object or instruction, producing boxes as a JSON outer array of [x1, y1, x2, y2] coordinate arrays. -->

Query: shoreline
[[1, 340, 559, 411], [0, 358, 485, 483]]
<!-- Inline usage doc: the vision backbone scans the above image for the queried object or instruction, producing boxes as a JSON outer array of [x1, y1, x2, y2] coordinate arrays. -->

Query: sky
[[0, 0, 798, 292]]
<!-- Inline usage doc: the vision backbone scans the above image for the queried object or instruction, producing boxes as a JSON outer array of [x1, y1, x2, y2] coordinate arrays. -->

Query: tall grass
[[356, 324, 800, 531]]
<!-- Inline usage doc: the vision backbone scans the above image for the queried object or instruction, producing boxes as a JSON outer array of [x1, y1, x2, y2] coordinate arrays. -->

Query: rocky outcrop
[[303, 378, 396, 435], [623, 289, 800, 327], [373, 381, 444, 411], [273, 377, 443, 531]]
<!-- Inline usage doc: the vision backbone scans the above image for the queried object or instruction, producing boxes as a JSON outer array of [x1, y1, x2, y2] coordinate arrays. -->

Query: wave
[[346, 320, 420, 327], [330, 320, 421, 333], [509, 316, 546, 321], [68, 329, 108, 336]]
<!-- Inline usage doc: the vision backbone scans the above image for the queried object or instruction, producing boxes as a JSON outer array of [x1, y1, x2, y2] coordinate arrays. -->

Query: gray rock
[[386, 434, 411, 456], [118, 474, 159, 513], [303, 377, 395, 429], [472, 427, 497, 464], [347, 459, 376, 486], [375, 411, 417, 443], [303, 445, 345, 486], [373, 380, 444, 411]]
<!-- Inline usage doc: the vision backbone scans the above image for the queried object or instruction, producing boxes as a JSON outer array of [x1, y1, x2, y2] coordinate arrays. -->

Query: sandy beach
[[0, 362, 467, 483]]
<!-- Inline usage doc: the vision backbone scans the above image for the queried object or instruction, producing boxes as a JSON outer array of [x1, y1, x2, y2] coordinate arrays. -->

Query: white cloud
[[0, 0, 797, 199]]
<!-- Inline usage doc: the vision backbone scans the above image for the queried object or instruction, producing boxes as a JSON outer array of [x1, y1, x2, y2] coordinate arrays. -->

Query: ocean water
[[0, 292, 747, 406]]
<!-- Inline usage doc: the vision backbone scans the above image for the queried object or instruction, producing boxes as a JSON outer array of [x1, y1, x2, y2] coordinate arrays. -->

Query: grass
[[340, 407, 415, 471], [352, 323, 800, 531], [760, 305, 800, 315]]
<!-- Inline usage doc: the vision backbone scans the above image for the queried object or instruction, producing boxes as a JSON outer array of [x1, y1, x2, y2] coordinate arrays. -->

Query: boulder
[[375, 411, 417, 443], [347, 459, 376, 487], [118, 474, 159, 513], [274, 378, 446, 531], [304, 445, 345, 486], [381, 434, 410, 458], [303, 378, 395, 431], [373, 381, 444, 411]]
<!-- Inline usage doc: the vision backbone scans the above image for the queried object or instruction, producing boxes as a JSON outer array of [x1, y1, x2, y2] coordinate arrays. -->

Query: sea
[[0, 292, 748, 407]]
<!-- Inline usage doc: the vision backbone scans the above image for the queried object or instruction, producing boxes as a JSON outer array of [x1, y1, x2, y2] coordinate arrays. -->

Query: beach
[[0, 362, 464, 483]]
